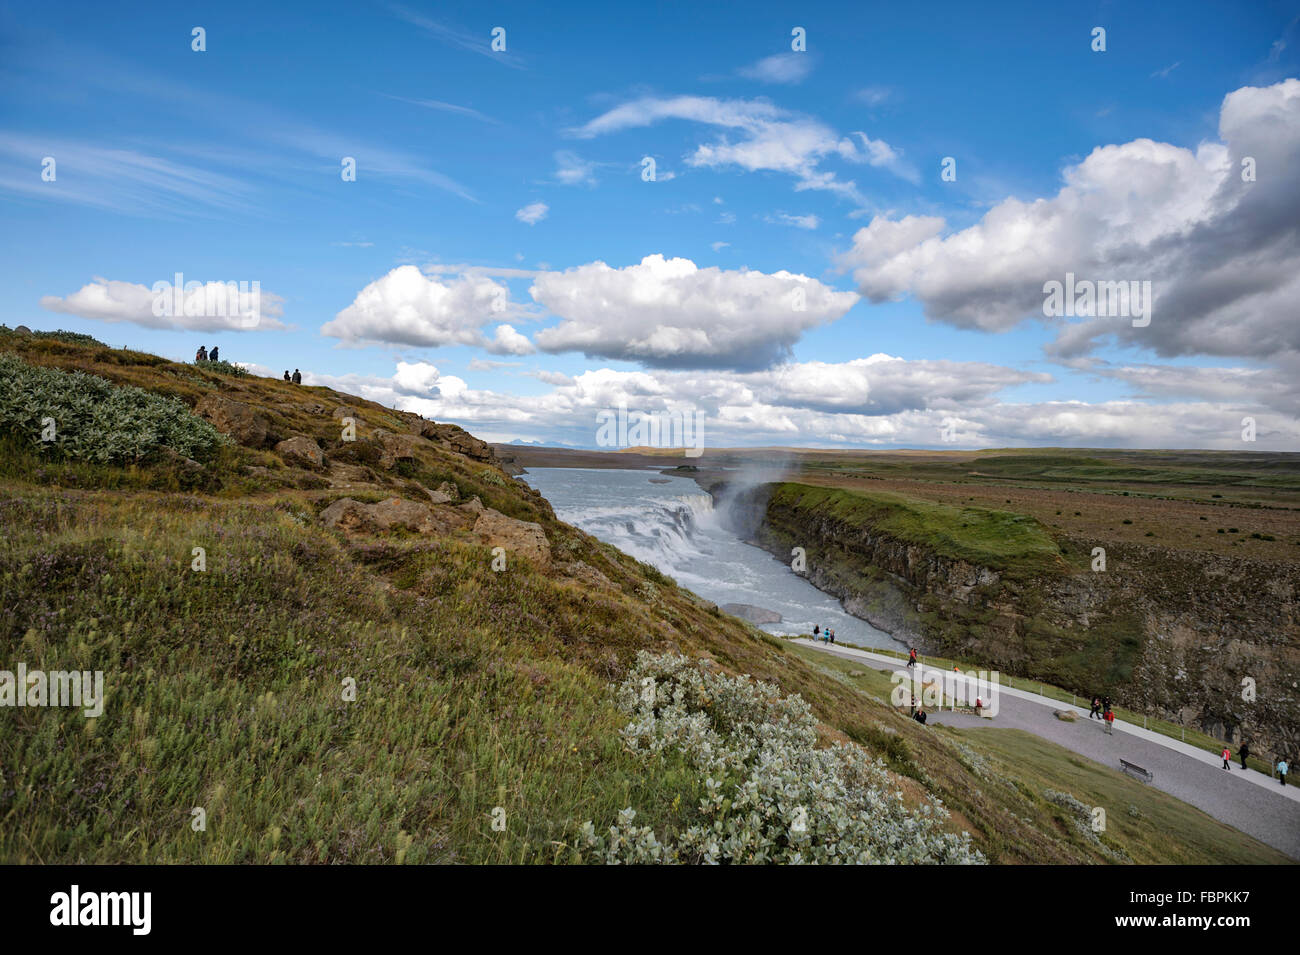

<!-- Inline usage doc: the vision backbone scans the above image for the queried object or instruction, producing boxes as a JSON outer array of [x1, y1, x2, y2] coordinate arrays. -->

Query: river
[[520, 467, 904, 651]]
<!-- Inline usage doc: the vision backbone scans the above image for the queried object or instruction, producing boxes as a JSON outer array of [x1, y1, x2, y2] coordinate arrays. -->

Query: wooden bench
[[1120, 758, 1154, 783]]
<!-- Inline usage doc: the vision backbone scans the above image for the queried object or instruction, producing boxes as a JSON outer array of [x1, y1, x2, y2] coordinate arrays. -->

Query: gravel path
[[796, 639, 1300, 860]]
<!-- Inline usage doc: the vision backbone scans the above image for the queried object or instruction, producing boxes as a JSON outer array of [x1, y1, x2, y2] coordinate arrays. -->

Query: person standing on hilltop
[[283, 370, 291, 382], [292, 369, 302, 385], [813, 625, 820, 638], [209, 345, 219, 362], [195, 345, 207, 362]]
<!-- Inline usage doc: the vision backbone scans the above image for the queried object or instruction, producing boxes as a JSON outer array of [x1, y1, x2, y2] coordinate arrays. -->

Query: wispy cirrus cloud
[[569, 95, 918, 200], [382, 93, 500, 124], [385, 3, 525, 69]]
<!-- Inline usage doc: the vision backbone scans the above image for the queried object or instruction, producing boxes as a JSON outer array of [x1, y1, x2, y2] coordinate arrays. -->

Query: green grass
[[767, 482, 1063, 578]]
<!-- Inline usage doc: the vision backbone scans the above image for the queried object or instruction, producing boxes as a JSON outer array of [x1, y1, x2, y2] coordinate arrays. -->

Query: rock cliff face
[[717, 482, 1300, 760]]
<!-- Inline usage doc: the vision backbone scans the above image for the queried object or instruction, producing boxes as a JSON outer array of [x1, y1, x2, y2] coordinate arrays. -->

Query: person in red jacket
[[1104, 709, 1115, 734], [1221, 747, 1231, 770]]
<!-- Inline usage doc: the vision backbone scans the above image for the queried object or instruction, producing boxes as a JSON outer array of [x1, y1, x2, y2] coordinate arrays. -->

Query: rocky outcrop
[[195, 394, 268, 448], [320, 497, 473, 536], [372, 429, 417, 470], [415, 420, 498, 465], [473, 508, 550, 568], [319, 494, 552, 569], [275, 435, 324, 468]]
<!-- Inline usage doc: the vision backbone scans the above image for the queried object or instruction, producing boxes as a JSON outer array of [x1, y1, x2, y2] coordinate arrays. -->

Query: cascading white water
[[520, 466, 904, 651]]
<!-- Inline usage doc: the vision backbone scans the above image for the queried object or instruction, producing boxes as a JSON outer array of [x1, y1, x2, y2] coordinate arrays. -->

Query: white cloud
[[571, 95, 917, 200], [529, 254, 859, 369], [738, 53, 813, 84], [515, 201, 549, 225], [486, 323, 536, 355], [854, 86, 894, 106], [40, 277, 286, 332], [292, 355, 1300, 450], [711, 241, 730, 251], [766, 212, 820, 230], [836, 80, 1300, 367], [554, 151, 597, 185], [320, 265, 520, 348]]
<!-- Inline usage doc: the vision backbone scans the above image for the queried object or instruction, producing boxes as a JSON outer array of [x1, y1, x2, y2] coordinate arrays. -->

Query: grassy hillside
[[0, 330, 1289, 864], [765, 482, 1066, 579]]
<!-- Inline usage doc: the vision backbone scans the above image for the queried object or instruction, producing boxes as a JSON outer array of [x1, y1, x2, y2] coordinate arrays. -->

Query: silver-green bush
[[0, 352, 224, 463], [579, 651, 986, 864]]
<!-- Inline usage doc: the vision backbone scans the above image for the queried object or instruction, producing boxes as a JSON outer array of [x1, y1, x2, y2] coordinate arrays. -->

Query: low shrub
[[0, 352, 225, 464], [577, 651, 985, 864]]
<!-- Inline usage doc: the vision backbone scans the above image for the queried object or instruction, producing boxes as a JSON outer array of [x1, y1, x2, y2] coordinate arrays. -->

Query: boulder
[[423, 480, 460, 505], [275, 435, 324, 468], [473, 508, 550, 568], [195, 394, 268, 447], [320, 497, 474, 536], [557, 560, 616, 591], [373, 429, 418, 469]]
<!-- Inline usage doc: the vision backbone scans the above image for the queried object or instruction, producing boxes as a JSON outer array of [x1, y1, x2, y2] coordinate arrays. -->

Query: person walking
[[1279, 759, 1289, 787], [908, 647, 917, 669], [209, 345, 219, 362], [813, 625, 820, 638], [1089, 696, 1101, 720], [292, 369, 302, 385], [1221, 747, 1231, 770], [1104, 708, 1115, 735], [828, 628, 835, 644], [1239, 741, 1250, 770], [195, 345, 207, 362], [1102, 694, 1111, 715]]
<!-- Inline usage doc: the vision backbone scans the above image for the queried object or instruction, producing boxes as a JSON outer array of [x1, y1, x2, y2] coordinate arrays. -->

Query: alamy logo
[[1042, 272, 1151, 327], [595, 401, 705, 458], [0, 664, 104, 717], [891, 667, 1000, 716], [150, 272, 263, 328], [50, 885, 151, 935]]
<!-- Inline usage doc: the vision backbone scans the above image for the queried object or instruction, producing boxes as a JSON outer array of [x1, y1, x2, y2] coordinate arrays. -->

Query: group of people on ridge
[[194, 345, 220, 362], [283, 369, 302, 384]]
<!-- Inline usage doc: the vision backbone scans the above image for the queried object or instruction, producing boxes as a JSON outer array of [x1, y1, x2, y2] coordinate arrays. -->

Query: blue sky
[[2, 0, 1299, 449]]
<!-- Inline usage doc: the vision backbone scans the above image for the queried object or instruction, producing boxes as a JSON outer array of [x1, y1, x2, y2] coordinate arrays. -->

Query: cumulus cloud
[[486, 323, 536, 355], [40, 277, 286, 332], [515, 201, 549, 225], [837, 79, 1300, 366], [321, 265, 521, 348], [296, 356, 1298, 450], [570, 95, 917, 199], [529, 254, 860, 369]]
